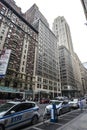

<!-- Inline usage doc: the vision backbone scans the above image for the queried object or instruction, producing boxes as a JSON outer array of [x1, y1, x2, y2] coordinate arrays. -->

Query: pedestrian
[[79, 99, 83, 112], [30, 97, 32, 101]]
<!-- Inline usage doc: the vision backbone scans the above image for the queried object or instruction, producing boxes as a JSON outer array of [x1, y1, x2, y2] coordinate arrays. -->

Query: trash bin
[[50, 102, 58, 123]]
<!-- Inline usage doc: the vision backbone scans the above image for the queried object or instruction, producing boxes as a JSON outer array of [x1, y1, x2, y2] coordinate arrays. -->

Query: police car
[[45, 100, 71, 115], [0, 101, 40, 130]]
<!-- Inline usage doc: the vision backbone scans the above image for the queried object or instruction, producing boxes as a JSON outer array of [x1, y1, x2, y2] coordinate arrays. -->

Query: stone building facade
[[0, 0, 38, 98]]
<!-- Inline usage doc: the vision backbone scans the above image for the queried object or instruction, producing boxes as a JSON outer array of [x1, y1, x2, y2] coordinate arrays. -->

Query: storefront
[[0, 86, 25, 99]]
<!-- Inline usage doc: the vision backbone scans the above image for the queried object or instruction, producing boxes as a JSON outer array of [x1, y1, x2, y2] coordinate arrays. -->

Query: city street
[[19, 103, 83, 130], [0, 1, 87, 130]]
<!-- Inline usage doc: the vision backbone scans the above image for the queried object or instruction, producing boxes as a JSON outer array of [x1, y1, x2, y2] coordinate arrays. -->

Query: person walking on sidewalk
[[79, 99, 83, 112]]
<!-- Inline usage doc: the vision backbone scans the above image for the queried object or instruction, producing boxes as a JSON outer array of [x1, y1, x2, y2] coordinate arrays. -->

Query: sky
[[14, 0, 87, 63]]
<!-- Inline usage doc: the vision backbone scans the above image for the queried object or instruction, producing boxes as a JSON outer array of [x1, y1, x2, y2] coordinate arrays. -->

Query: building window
[[43, 85, 47, 89], [58, 88, 60, 91], [23, 61, 25, 65], [7, 34, 10, 38], [38, 77, 41, 82], [9, 29, 12, 32], [1, 30, 5, 34], [49, 86, 53, 90], [37, 84, 39, 88], [0, 11, 4, 15], [49, 81, 52, 85], [54, 87, 57, 91], [25, 44, 27, 48], [2, 7, 6, 10], [10, 24, 13, 28], [23, 55, 25, 59], [22, 67, 24, 72], [0, 36, 3, 40], [24, 50, 26, 53]]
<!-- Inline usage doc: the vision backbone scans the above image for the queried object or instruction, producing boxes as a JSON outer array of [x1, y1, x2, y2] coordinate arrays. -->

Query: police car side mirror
[[10, 110, 15, 114]]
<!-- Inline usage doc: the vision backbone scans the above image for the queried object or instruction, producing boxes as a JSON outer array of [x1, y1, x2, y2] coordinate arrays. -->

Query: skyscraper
[[53, 16, 81, 97], [53, 16, 74, 55], [25, 4, 49, 27], [25, 4, 61, 99], [59, 46, 76, 97]]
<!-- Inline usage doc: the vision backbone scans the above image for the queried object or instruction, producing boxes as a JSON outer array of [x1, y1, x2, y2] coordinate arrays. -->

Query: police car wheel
[[31, 115, 38, 125], [0, 125, 4, 130]]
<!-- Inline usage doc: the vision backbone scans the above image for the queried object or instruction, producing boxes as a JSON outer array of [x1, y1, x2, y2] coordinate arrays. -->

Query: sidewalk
[[57, 110, 87, 130]]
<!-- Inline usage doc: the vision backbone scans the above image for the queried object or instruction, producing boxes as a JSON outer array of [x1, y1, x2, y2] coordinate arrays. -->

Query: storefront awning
[[0, 86, 23, 93]]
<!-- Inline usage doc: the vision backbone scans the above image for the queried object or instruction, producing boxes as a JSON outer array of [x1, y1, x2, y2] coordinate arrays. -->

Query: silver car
[[0, 101, 40, 130], [69, 99, 79, 109]]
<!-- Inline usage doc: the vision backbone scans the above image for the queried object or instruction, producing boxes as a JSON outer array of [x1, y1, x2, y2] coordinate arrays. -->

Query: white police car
[[0, 101, 40, 130], [45, 100, 71, 115]]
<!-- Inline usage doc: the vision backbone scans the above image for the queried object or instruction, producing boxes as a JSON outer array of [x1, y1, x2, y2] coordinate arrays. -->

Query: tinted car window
[[4, 103, 35, 116], [15, 103, 35, 112], [62, 102, 68, 105], [0, 103, 14, 112]]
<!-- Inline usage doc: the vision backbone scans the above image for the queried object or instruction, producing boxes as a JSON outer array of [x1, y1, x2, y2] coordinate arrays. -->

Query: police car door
[[10, 103, 34, 127], [62, 101, 68, 113], [18, 102, 35, 124]]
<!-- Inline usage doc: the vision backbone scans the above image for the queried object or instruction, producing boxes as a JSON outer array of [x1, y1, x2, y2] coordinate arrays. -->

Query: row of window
[[37, 77, 60, 86], [0, 3, 37, 41], [37, 83, 60, 91], [0, 15, 36, 74]]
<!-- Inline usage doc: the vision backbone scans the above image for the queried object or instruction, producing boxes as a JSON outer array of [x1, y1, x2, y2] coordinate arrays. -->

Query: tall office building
[[53, 16, 74, 55], [81, 0, 87, 96], [52, 16, 81, 97], [25, 4, 49, 27], [0, 0, 38, 98], [25, 4, 61, 99], [72, 53, 83, 96], [59, 46, 76, 97]]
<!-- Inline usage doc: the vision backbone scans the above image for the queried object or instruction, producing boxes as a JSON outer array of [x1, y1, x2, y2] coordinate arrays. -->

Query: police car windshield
[[0, 103, 14, 112]]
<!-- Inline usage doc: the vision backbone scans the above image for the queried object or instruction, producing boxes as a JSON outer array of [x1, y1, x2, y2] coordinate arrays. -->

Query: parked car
[[0, 101, 40, 130], [45, 100, 71, 115], [69, 98, 79, 109], [55, 96, 68, 101], [39, 98, 50, 104]]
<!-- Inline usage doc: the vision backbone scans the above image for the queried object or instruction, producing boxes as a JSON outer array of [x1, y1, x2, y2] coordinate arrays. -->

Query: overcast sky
[[14, 0, 87, 63]]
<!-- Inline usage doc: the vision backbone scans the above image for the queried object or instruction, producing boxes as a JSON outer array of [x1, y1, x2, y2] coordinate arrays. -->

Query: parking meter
[[50, 102, 58, 123]]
